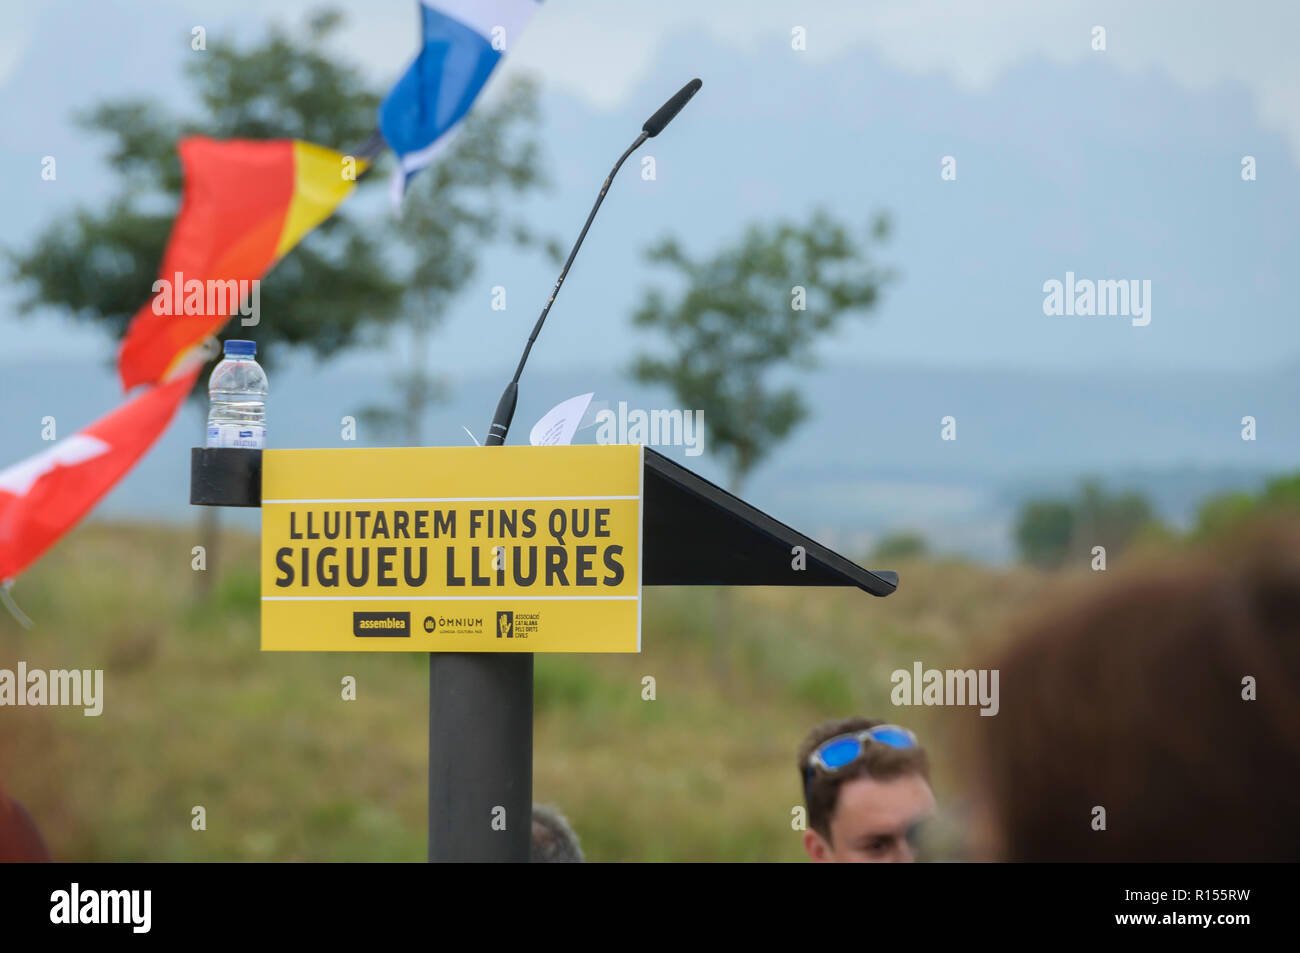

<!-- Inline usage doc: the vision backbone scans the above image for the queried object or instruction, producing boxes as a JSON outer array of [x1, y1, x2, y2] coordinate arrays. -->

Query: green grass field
[[1, 520, 1064, 861]]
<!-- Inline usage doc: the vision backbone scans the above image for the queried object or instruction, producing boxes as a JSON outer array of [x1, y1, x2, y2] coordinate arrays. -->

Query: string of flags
[[0, 2, 540, 605]]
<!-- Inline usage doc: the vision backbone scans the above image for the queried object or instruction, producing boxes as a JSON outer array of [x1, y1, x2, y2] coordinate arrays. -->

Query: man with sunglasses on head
[[798, 716, 935, 863]]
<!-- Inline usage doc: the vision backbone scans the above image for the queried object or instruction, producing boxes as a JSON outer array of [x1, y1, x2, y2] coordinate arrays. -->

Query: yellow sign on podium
[[259, 444, 643, 652]]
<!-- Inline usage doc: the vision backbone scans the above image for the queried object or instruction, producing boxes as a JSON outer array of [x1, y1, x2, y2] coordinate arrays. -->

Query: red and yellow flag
[[116, 137, 364, 390]]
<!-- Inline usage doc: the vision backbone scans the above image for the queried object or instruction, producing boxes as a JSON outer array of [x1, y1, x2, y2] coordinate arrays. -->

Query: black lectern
[[191, 445, 897, 861]]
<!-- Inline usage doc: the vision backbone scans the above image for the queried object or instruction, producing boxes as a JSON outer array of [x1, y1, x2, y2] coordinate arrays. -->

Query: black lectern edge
[[643, 448, 897, 596]]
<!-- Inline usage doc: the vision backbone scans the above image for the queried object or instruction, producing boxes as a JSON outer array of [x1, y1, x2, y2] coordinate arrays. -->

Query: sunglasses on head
[[804, 725, 919, 783]]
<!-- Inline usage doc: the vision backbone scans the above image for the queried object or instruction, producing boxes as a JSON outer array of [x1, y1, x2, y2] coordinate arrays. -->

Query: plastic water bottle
[[206, 339, 267, 449]]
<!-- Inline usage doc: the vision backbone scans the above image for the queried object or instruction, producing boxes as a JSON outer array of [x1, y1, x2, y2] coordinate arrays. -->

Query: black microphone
[[642, 78, 703, 138], [484, 78, 703, 447]]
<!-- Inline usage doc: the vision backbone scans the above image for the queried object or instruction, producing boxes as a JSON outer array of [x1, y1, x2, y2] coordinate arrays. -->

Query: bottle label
[[207, 423, 265, 449]]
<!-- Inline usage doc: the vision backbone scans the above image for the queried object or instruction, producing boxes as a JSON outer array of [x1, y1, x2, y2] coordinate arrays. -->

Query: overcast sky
[[3, 1, 1293, 132], [4, 1, 1294, 146], [2, 0, 1297, 374]]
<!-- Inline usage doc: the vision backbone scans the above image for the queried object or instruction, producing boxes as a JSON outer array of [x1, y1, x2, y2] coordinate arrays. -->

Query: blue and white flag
[[379, 0, 541, 207]]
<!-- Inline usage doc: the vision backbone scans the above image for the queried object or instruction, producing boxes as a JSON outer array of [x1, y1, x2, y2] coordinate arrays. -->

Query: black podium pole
[[427, 652, 532, 861]]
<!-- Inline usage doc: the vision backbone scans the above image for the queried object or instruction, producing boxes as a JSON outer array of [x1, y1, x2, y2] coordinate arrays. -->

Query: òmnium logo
[[429, 616, 484, 635], [423, 615, 437, 632], [352, 611, 410, 637]]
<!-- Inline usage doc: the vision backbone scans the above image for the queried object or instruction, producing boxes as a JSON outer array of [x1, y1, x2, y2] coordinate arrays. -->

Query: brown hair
[[975, 521, 1300, 861], [530, 803, 584, 863], [798, 716, 930, 840], [0, 784, 51, 862]]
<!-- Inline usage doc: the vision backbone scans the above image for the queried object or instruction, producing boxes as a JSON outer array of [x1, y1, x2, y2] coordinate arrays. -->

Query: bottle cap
[[223, 339, 256, 357]]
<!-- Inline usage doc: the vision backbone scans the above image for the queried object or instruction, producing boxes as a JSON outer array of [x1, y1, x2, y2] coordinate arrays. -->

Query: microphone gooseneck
[[485, 79, 702, 447]]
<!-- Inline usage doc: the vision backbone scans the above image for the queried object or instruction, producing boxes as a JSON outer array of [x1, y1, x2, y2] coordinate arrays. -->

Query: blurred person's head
[[798, 716, 934, 862], [0, 785, 51, 862], [530, 803, 584, 862], [971, 522, 1300, 862]]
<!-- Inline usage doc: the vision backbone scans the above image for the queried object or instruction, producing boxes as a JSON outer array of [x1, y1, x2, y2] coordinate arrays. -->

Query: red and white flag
[[0, 366, 198, 582]]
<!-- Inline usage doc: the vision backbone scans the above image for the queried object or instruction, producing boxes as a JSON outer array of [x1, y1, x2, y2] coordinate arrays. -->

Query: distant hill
[[1, 356, 1291, 562]]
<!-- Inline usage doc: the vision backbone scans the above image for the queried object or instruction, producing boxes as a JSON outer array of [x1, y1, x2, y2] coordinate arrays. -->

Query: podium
[[191, 445, 897, 860]]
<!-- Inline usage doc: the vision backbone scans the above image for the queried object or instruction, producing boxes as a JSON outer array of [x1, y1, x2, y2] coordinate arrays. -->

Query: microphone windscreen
[[642, 78, 702, 137]]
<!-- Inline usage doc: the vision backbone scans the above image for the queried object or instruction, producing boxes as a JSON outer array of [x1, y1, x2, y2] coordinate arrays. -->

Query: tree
[[1071, 479, 1155, 560], [1015, 480, 1158, 569], [871, 531, 928, 562], [629, 209, 893, 494], [361, 75, 559, 446], [7, 9, 405, 389], [1014, 500, 1075, 569], [630, 209, 892, 682], [5, 10, 405, 600], [1261, 472, 1300, 509], [1194, 472, 1300, 539]]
